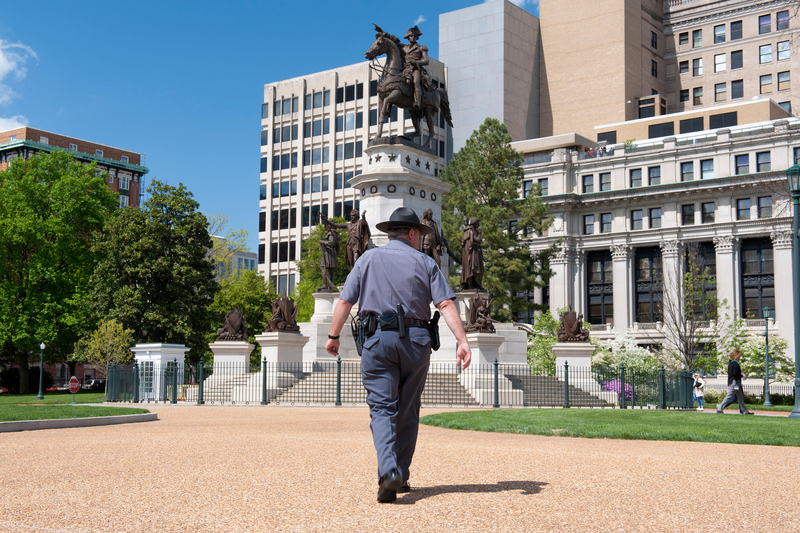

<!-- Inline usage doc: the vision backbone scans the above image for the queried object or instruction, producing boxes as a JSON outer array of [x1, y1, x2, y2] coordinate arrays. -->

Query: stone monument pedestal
[[455, 290, 492, 322], [459, 332, 523, 406], [552, 342, 594, 370], [253, 331, 311, 401], [208, 340, 255, 374]]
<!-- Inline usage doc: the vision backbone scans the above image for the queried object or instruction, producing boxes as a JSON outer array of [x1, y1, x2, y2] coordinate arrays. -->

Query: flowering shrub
[[601, 379, 633, 400]]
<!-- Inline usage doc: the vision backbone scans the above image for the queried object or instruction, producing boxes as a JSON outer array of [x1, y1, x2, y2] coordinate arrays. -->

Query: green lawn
[[0, 390, 107, 405], [420, 408, 800, 447], [0, 405, 150, 422]]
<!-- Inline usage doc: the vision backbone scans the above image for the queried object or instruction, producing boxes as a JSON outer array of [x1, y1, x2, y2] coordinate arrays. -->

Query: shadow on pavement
[[396, 480, 547, 504]]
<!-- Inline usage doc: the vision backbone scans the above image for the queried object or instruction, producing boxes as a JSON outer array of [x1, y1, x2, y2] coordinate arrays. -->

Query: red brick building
[[0, 127, 148, 207]]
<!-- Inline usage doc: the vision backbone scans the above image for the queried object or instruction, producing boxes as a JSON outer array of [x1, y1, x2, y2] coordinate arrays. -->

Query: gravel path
[[2, 406, 800, 532]]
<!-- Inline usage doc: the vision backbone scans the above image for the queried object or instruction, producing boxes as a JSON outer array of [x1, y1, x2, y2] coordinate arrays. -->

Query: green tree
[[294, 220, 349, 322], [592, 332, 661, 373], [205, 269, 277, 365], [440, 118, 555, 321], [526, 310, 559, 369], [71, 319, 135, 392], [715, 314, 793, 385], [91, 180, 218, 362], [0, 150, 117, 393]]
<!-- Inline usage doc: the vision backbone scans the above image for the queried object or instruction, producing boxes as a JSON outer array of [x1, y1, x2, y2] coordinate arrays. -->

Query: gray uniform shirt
[[340, 237, 455, 320]]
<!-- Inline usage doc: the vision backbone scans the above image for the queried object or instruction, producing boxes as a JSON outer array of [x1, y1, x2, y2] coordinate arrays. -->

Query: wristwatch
[[328, 334, 340, 340]]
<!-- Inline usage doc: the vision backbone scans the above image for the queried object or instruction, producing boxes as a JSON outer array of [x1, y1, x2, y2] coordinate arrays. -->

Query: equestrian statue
[[365, 24, 453, 149]]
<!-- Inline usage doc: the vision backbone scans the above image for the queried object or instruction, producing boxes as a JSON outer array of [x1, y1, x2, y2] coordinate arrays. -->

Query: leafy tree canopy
[[206, 213, 250, 279], [0, 150, 117, 392], [439, 118, 554, 321], [71, 319, 136, 389], [91, 180, 218, 362]]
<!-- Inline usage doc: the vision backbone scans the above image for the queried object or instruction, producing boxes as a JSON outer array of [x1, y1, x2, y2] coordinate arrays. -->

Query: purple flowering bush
[[601, 379, 633, 400]]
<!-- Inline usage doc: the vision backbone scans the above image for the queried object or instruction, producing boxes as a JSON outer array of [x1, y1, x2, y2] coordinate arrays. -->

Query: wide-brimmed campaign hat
[[375, 207, 433, 235]]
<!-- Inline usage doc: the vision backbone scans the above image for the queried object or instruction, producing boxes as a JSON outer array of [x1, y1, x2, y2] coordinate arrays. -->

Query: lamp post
[[786, 161, 800, 419], [763, 306, 772, 407], [36, 342, 45, 400]]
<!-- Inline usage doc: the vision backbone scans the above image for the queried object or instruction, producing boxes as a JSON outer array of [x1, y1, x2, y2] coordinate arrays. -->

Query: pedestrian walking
[[692, 372, 706, 411], [325, 207, 472, 503], [716, 350, 753, 415]]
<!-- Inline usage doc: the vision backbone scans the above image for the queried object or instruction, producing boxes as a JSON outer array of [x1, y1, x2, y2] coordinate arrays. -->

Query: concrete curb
[[0, 412, 158, 433]]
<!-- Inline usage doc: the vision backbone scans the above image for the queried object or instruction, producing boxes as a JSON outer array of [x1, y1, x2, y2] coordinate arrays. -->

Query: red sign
[[68, 376, 81, 394]]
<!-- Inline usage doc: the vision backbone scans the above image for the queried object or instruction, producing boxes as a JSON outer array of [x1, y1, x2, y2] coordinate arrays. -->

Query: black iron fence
[[107, 359, 700, 409]]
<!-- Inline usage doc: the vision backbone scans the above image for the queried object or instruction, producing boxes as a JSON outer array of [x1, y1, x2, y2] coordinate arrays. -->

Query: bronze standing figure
[[461, 217, 484, 291], [319, 219, 340, 291], [420, 208, 444, 268], [322, 210, 371, 271]]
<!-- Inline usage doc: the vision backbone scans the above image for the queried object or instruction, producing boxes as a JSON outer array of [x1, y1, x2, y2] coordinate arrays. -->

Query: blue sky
[[1, 0, 538, 251]]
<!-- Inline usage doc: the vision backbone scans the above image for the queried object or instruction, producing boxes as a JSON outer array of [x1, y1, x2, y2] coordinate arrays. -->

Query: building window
[[96, 150, 103, 157], [756, 151, 771, 172], [261, 103, 269, 119], [523, 180, 533, 198], [121, 155, 129, 163], [682, 204, 695, 225], [651, 60, 658, 78], [599, 172, 611, 191], [731, 80, 744, 99], [714, 54, 726, 73], [681, 161, 694, 181], [760, 74, 772, 94], [740, 238, 774, 319], [539, 178, 548, 196], [779, 101, 792, 113], [715, 83, 726, 102], [686, 242, 718, 320], [693, 87, 703, 105], [679, 32, 689, 46], [651, 31, 658, 49], [650, 207, 662, 229], [631, 209, 643, 230], [777, 10, 790, 30], [680, 117, 704, 134], [600, 213, 612, 233], [69, 143, 77, 151], [692, 58, 703, 76], [714, 24, 726, 43], [630, 168, 642, 188], [701, 202, 715, 223], [735, 154, 749, 175], [730, 20, 743, 40], [583, 214, 594, 235], [635, 247, 663, 323], [648, 121, 674, 138], [736, 198, 751, 220], [759, 44, 772, 64], [701, 159, 714, 179], [731, 50, 743, 69], [759, 14, 771, 34], [582, 175, 594, 193], [119, 176, 130, 190], [587, 251, 614, 325], [119, 195, 128, 208], [648, 166, 661, 185], [778, 71, 791, 91], [679, 61, 689, 74], [679, 89, 689, 102], [776, 41, 790, 63], [692, 29, 702, 47], [758, 196, 772, 218]]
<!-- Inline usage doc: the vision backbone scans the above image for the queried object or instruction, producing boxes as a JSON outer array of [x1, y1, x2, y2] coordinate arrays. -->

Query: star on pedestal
[[405, 155, 411, 164], [388, 153, 397, 162], [375, 154, 382, 162], [415, 158, 421, 167], [425, 161, 430, 170]]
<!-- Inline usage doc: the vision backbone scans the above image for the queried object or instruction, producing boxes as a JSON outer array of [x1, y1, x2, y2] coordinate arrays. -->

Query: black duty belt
[[378, 317, 428, 330]]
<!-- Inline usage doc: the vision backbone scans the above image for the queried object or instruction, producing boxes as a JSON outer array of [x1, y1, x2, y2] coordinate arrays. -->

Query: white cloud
[[414, 15, 427, 26], [487, 0, 539, 13], [0, 39, 36, 129], [0, 115, 28, 130]]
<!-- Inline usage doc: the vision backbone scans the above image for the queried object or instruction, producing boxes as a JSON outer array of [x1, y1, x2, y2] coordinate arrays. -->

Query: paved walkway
[[2, 407, 800, 532]]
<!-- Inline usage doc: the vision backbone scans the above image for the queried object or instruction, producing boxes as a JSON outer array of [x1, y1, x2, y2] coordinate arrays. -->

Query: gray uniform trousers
[[361, 325, 432, 482]]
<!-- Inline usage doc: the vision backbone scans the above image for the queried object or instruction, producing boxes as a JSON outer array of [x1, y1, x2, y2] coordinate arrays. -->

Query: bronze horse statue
[[365, 25, 453, 149]]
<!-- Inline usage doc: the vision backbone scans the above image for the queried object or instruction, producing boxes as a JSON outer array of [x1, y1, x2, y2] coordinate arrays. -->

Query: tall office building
[[258, 59, 449, 295], [439, 0, 541, 152], [0, 127, 147, 208]]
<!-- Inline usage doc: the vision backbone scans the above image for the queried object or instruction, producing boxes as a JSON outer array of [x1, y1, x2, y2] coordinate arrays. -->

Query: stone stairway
[[505, 375, 610, 407]]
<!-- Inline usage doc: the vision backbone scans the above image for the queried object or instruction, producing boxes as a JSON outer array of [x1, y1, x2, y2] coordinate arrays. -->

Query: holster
[[428, 311, 441, 351]]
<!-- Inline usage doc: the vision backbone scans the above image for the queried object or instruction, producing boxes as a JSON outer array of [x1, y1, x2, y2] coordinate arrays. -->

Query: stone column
[[550, 238, 576, 315], [771, 230, 795, 358], [713, 235, 740, 327], [660, 239, 682, 330], [610, 244, 632, 332]]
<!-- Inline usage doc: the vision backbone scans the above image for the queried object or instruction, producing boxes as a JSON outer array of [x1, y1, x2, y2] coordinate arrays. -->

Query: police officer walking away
[[325, 207, 471, 503]]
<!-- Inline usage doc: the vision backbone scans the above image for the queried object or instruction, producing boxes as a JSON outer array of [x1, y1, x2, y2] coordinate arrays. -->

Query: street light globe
[[40, 342, 45, 350], [786, 161, 800, 193]]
